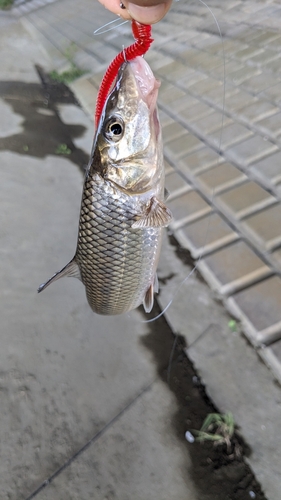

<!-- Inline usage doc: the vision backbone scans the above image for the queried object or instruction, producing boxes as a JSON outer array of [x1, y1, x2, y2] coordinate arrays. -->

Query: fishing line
[[93, 18, 129, 36], [141, 0, 226, 328]]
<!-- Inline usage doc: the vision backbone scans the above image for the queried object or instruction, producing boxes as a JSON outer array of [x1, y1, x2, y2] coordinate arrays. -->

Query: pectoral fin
[[132, 197, 172, 229], [38, 259, 81, 293]]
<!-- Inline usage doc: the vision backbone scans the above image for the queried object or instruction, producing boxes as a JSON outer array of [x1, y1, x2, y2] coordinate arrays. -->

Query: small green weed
[[49, 43, 87, 84], [192, 412, 235, 453], [49, 67, 86, 84], [228, 319, 237, 332], [55, 143, 71, 155], [0, 0, 14, 9]]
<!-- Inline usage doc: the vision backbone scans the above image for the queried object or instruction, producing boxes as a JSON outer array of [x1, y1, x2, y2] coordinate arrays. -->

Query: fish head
[[92, 56, 163, 193]]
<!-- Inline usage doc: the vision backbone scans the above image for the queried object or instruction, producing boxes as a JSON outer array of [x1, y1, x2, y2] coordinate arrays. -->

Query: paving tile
[[228, 66, 261, 86], [196, 162, 247, 196], [208, 122, 254, 150], [215, 181, 277, 219], [249, 48, 280, 66], [234, 46, 264, 61], [201, 84, 239, 107], [235, 26, 263, 43], [177, 71, 207, 89], [239, 100, 278, 124], [175, 212, 239, 259], [201, 40, 226, 55], [209, 39, 247, 57], [271, 248, 281, 272], [225, 91, 258, 113], [249, 151, 281, 187], [156, 62, 188, 82], [265, 34, 281, 50], [262, 80, 281, 103], [164, 132, 204, 162], [192, 54, 224, 72], [209, 60, 244, 80], [167, 190, 212, 229], [264, 56, 281, 73], [145, 52, 174, 71], [187, 77, 220, 96], [178, 47, 201, 63], [164, 158, 174, 175], [227, 276, 281, 345], [177, 101, 215, 124], [242, 73, 280, 95], [260, 339, 281, 386], [255, 112, 281, 139], [162, 121, 187, 143], [225, 135, 278, 168], [159, 84, 186, 105], [241, 203, 281, 251], [191, 112, 232, 136], [276, 182, 281, 199], [165, 171, 192, 200], [168, 95, 199, 113], [198, 240, 272, 296], [191, 33, 220, 49], [249, 30, 281, 46], [177, 147, 223, 177], [159, 109, 174, 128]]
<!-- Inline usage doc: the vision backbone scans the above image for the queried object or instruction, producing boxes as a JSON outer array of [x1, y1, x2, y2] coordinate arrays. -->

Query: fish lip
[[117, 57, 159, 110]]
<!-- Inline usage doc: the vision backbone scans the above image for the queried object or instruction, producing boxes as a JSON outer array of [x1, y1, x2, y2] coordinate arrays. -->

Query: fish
[[38, 56, 172, 315]]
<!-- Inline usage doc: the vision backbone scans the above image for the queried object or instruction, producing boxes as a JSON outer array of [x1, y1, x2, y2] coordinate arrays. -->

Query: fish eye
[[104, 117, 124, 142]]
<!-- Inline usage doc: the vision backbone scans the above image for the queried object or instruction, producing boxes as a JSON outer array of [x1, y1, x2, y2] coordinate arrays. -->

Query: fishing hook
[[95, 20, 153, 128]]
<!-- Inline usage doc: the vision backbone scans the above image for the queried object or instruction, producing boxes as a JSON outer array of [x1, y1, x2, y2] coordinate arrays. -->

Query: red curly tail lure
[[95, 21, 153, 128]]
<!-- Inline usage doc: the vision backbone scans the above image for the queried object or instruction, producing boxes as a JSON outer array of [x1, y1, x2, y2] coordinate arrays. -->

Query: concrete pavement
[[1, 3, 281, 499]]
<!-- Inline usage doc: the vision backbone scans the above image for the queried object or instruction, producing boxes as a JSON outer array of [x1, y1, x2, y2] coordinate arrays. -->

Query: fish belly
[[75, 174, 162, 315]]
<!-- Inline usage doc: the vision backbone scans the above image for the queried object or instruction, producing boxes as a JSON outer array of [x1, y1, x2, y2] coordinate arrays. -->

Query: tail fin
[[38, 259, 81, 293]]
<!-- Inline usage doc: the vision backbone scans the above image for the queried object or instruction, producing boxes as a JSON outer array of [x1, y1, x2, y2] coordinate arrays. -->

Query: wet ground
[[0, 70, 267, 500], [0, 69, 88, 169]]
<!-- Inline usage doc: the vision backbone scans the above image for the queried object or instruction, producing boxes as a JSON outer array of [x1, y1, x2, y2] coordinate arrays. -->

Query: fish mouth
[[118, 56, 160, 111]]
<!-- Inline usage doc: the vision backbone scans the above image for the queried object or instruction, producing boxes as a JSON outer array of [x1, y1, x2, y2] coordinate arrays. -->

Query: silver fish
[[38, 56, 172, 315]]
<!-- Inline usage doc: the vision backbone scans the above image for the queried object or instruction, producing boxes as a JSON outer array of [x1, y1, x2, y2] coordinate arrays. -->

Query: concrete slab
[[1, 21, 52, 81], [56, 103, 94, 155], [29, 381, 197, 500]]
